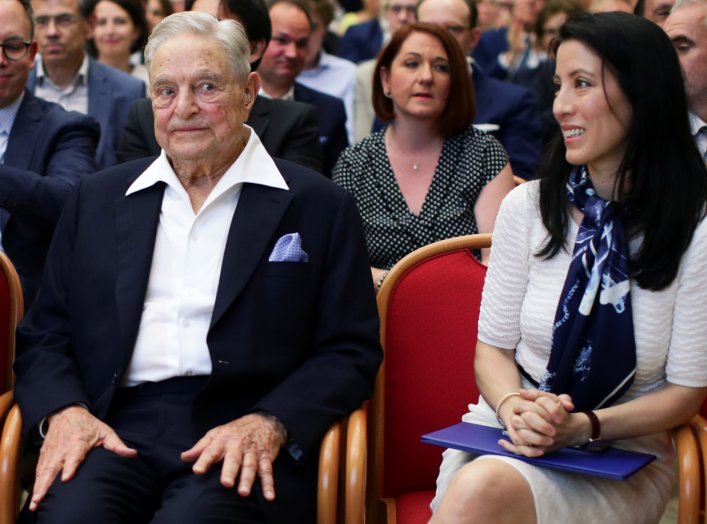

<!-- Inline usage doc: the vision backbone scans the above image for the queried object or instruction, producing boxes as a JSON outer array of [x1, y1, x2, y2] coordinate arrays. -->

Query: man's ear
[[250, 39, 268, 63], [468, 27, 482, 51], [245, 71, 260, 107]]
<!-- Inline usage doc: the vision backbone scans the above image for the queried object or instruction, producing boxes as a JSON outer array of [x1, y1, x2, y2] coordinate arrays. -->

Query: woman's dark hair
[[84, 0, 149, 55], [372, 22, 476, 137], [538, 11, 707, 290]]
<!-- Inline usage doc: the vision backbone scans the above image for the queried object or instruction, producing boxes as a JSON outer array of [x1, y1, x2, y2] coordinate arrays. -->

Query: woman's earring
[[384, 90, 392, 98]]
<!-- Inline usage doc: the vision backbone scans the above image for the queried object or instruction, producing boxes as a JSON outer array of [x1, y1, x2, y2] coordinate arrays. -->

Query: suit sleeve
[[322, 101, 350, 178], [0, 114, 99, 228], [116, 98, 160, 162], [498, 87, 542, 180], [253, 190, 382, 456], [13, 181, 92, 433], [276, 103, 324, 174]]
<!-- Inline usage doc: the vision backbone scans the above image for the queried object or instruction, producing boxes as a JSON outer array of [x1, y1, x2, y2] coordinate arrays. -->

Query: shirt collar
[[35, 52, 89, 87], [126, 125, 289, 202], [688, 111, 707, 136], [258, 84, 295, 101], [0, 91, 25, 135]]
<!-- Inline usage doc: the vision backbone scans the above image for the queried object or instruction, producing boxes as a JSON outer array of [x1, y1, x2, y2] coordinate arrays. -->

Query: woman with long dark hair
[[430, 12, 707, 524]]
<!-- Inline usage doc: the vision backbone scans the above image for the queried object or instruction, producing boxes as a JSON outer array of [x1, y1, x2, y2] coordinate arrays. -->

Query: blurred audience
[[298, 0, 357, 142], [0, 0, 100, 306], [84, 0, 149, 84], [337, 0, 416, 63], [29, 0, 146, 168], [418, 0, 543, 179], [258, 0, 348, 176], [145, 0, 173, 33], [635, 0, 675, 25], [334, 22, 514, 290], [664, 0, 707, 160], [477, 0, 514, 29]]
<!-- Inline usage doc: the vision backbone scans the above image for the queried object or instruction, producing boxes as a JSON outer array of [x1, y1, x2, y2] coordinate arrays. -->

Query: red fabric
[[382, 249, 486, 499], [395, 491, 434, 524]]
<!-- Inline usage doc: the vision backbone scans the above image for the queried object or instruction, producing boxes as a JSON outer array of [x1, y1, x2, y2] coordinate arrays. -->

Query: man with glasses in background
[[0, 0, 99, 306], [27, 0, 145, 168], [336, 0, 417, 63]]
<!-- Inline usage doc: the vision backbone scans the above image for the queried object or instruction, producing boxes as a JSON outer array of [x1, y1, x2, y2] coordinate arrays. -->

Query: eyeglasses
[[388, 4, 417, 14], [0, 39, 32, 61], [34, 13, 79, 28]]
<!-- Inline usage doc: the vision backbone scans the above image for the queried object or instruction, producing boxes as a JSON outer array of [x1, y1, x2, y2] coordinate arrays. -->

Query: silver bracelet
[[495, 392, 521, 428]]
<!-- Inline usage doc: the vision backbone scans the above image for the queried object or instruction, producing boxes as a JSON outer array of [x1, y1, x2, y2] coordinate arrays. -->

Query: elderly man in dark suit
[[14, 11, 381, 524], [0, 0, 99, 306], [117, 0, 325, 173]]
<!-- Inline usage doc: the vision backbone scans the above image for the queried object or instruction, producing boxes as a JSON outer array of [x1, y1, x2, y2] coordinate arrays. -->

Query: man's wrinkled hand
[[181, 413, 287, 501], [30, 405, 137, 512]]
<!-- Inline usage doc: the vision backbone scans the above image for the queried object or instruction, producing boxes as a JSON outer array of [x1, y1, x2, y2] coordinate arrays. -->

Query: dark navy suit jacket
[[472, 27, 510, 80], [293, 82, 349, 177], [336, 19, 383, 64], [473, 64, 542, 179], [0, 89, 99, 306], [29, 57, 146, 170], [14, 155, 381, 522], [117, 95, 324, 173]]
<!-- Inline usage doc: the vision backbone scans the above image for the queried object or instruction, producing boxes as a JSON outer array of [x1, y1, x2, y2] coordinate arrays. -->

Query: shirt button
[[185, 370, 193, 376], [190, 234, 198, 242], [182, 319, 190, 327]]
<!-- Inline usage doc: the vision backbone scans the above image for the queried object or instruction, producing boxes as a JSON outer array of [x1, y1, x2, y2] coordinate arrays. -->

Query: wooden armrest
[[689, 415, 707, 521], [345, 406, 366, 524], [674, 421, 700, 524], [0, 398, 22, 524], [318, 418, 342, 524]]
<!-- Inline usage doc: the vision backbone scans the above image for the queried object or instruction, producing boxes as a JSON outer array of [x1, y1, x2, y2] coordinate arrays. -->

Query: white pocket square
[[268, 233, 309, 262]]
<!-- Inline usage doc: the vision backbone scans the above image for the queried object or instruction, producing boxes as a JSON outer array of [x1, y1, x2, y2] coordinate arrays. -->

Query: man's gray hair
[[672, 0, 707, 14], [144, 12, 251, 81]]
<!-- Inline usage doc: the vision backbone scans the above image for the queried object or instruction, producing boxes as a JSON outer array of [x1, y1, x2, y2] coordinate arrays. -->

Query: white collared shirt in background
[[258, 84, 295, 101], [298, 51, 356, 144], [122, 126, 289, 386], [34, 53, 90, 115], [689, 112, 707, 160]]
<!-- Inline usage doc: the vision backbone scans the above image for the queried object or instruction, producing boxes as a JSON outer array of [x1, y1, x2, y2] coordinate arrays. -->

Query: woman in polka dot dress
[[333, 22, 515, 291]]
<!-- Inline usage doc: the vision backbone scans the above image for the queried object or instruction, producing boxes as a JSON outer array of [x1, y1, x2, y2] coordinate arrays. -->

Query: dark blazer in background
[[336, 18, 383, 64], [28, 57, 146, 170], [473, 64, 542, 179], [293, 82, 349, 177], [0, 89, 99, 306], [116, 96, 324, 174], [14, 156, 382, 523]]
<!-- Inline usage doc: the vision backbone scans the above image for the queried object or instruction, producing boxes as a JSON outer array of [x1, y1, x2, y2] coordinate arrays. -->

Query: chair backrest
[[370, 234, 490, 503], [0, 252, 23, 395]]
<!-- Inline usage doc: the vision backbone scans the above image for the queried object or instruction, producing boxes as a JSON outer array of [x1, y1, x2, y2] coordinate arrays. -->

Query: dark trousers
[[20, 377, 265, 524]]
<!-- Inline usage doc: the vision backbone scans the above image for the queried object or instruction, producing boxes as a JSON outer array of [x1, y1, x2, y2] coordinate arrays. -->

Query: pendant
[[412, 163, 419, 172]]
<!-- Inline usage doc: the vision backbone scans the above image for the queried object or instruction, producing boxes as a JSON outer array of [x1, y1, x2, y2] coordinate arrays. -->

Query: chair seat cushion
[[396, 490, 434, 524]]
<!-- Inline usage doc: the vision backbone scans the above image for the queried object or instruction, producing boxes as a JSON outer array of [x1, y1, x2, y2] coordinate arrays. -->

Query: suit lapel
[[245, 96, 270, 138], [113, 183, 164, 347], [210, 182, 293, 328], [5, 91, 40, 169]]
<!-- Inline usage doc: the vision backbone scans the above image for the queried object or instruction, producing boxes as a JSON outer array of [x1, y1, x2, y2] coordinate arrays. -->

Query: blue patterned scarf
[[538, 166, 636, 411]]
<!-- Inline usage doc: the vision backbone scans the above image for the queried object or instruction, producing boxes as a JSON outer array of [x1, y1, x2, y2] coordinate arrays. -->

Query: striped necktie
[[0, 129, 8, 165], [699, 126, 707, 164]]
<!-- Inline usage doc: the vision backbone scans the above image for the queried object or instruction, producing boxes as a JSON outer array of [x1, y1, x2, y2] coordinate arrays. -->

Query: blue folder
[[421, 422, 656, 480]]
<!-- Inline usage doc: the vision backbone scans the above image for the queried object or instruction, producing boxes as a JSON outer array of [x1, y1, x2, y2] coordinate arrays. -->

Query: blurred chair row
[[1, 236, 706, 524]]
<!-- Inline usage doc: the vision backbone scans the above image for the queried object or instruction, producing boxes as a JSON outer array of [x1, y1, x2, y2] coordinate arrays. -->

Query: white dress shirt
[[34, 53, 90, 115], [689, 111, 707, 161], [122, 127, 289, 386]]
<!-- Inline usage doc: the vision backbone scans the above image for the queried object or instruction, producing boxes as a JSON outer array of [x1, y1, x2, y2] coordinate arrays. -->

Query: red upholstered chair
[[368, 234, 491, 524]]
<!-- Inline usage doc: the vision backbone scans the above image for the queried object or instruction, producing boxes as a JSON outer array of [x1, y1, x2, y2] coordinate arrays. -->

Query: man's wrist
[[40, 403, 89, 438]]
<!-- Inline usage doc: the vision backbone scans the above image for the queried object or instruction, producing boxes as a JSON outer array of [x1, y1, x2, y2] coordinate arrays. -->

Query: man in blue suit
[[28, 0, 145, 169], [14, 12, 381, 524], [0, 0, 99, 306], [418, 0, 542, 179], [336, 0, 418, 63], [258, 0, 348, 176]]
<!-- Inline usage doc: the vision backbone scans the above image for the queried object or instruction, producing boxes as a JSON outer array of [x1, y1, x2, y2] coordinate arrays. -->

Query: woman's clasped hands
[[497, 389, 591, 457]]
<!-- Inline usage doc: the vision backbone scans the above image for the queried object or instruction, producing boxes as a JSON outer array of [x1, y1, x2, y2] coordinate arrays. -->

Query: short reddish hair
[[372, 22, 476, 137]]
